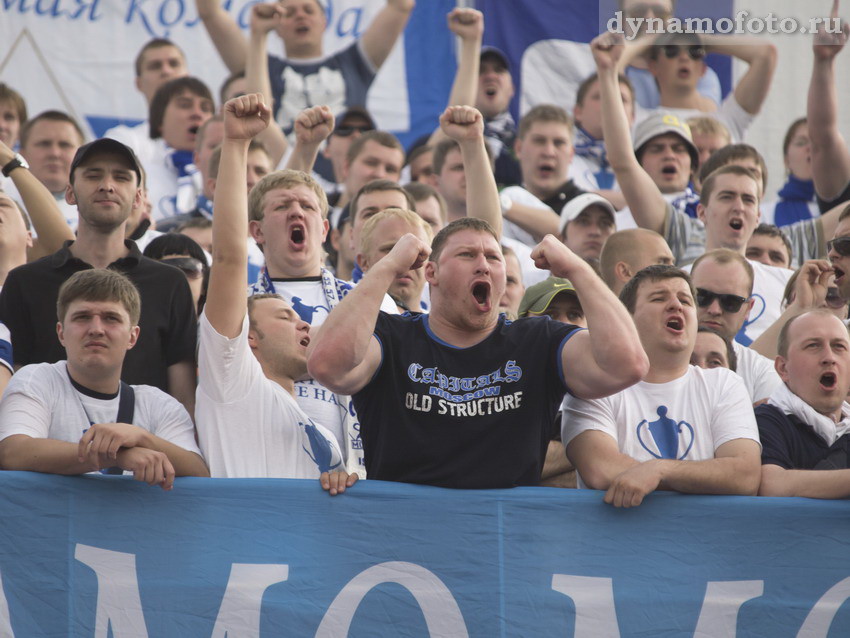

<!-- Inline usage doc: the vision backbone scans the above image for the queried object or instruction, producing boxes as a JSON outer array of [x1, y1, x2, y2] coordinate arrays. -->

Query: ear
[[206, 177, 217, 196], [126, 325, 140, 350], [513, 136, 523, 157], [321, 218, 330, 243], [614, 261, 632, 284], [424, 259, 437, 285], [340, 157, 350, 182], [345, 222, 356, 253], [65, 184, 77, 206], [424, 172, 440, 189], [355, 251, 369, 272], [247, 328, 260, 351], [775, 355, 790, 382], [56, 321, 65, 347], [743, 296, 755, 322], [329, 227, 342, 252], [24, 230, 33, 250], [696, 202, 706, 224], [133, 187, 142, 211], [249, 219, 264, 245], [134, 76, 143, 94]]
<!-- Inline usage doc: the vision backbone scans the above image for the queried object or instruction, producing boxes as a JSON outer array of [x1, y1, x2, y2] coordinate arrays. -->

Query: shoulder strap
[[116, 381, 135, 425]]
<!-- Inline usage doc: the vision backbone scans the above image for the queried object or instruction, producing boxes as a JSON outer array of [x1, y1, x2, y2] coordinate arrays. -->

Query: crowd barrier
[[0, 472, 847, 636]]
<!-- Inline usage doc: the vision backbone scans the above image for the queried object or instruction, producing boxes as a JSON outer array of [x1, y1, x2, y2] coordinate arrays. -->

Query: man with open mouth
[[563, 265, 761, 508], [756, 309, 850, 499]]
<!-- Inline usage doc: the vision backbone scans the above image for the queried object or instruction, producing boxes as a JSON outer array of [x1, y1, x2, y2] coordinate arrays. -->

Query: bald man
[[600, 228, 675, 295]]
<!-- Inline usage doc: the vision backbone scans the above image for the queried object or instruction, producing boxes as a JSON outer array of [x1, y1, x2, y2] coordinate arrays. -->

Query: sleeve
[[696, 65, 723, 106], [164, 271, 198, 366], [197, 312, 262, 404], [0, 367, 53, 441], [783, 218, 824, 267], [560, 393, 619, 447], [138, 386, 202, 455], [744, 350, 782, 403], [816, 179, 850, 213], [552, 322, 584, 395], [0, 323, 13, 374], [718, 93, 755, 142], [267, 54, 286, 120], [0, 271, 35, 366], [755, 404, 795, 469], [663, 203, 706, 266], [709, 370, 761, 450]]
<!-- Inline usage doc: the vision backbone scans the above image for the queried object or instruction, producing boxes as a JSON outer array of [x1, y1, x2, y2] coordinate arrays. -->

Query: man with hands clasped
[[307, 160, 649, 487]]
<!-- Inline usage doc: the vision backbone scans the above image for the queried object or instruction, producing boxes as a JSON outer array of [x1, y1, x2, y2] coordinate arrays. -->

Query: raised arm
[[700, 34, 777, 115], [246, 4, 288, 166], [307, 233, 430, 394], [532, 235, 648, 398], [360, 0, 415, 69], [0, 140, 73, 259], [284, 106, 334, 174], [206, 94, 271, 339], [809, 0, 850, 202], [595, 33, 668, 235], [440, 105, 501, 237], [428, 8, 483, 146], [196, 0, 248, 73]]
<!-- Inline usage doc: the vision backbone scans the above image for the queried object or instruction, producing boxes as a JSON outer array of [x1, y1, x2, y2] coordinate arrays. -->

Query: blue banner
[[0, 472, 848, 636]]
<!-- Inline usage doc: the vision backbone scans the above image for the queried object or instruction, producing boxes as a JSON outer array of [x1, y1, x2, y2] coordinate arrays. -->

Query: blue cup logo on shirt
[[637, 406, 695, 459]]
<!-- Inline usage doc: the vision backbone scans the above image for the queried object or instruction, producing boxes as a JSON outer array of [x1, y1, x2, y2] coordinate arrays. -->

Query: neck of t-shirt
[[644, 356, 691, 384], [67, 365, 120, 399], [69, 227, 130, 269]]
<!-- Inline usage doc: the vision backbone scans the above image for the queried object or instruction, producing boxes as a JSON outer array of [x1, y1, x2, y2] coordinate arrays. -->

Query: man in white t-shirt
[[562, 265, 761, 507], [198, 93, 355, 494], [0, 269, 209, 488], [689, 249, 782, 404]]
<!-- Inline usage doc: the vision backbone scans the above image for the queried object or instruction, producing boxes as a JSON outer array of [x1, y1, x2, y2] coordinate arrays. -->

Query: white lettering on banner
[[315, 561, 468, 638], [0, 569, 15, 638], [211, 564, 290, 638], [74, 544, 149, 638], [798, 576, 850, 638], [551, 574, 621, 638], [693, 581, 764, 637]]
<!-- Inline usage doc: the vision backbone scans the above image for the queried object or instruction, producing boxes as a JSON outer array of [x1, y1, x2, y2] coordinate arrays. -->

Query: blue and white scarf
[[573, 126, 615, 190]]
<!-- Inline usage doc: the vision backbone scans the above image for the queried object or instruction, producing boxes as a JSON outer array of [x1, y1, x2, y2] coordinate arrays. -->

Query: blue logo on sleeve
[[636, 406, 695, 460]]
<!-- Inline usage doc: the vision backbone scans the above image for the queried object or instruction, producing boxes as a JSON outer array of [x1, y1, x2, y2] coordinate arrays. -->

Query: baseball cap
[[70, 138, 142, 184], [518, 277, 578, 318], [558, 193, 616, 236], [480, 46, 510, 72], [633, 111, 700, 169], [334, 106, 376, 137]]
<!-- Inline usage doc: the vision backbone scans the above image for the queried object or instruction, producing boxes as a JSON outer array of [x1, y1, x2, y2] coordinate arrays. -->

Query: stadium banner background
[[0, 472, 847, 636]]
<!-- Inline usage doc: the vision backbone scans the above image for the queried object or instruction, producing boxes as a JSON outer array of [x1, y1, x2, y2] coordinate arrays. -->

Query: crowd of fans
[[1, 0, 850, 504]]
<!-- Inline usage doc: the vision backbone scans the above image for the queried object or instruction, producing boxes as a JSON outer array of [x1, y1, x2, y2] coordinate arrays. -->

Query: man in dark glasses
[[756, 310, 850, 499], [827, 208, 850, 302], [562, 264, 761, 507], [690, 249, 781, 405]]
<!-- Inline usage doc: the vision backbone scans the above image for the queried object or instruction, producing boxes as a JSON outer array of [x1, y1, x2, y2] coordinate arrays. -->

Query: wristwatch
[[1, 153, 28, 177]]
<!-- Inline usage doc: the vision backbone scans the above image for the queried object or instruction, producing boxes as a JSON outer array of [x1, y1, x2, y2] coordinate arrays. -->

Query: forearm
[[503, 201, 559, 241], [717, 39, 776, 115], [760, 465, 850, 499], [133, 432, 208, 477], [213, 138, 251, 265], [285, 142, 322, 173], [7, 165, 73, 256], [461, 138, 501, 237], [0, 436, 93, 475], [656, 455, 760, 496], [616, 39, 653, 72], [196, 0, 247, 72], [246, 30, 287, 165], [428, 35, 482, 146], [360, 0, 415, 69]]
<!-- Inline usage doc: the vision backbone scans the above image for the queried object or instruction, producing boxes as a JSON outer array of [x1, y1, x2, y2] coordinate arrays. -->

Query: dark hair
[[57, 269, 141, 325], [782, 117, 807, 159], [143, 233, 209, 312], [696, 326, 737, 372], [349, 179, 415, 226], [432, 138, 460, 176], [0, 83, 27, 127], [20, 110, 85, 149], [149, 77, 213, 140], [429, 218, 499, 263], [134, 38, 185, 77], [698, 144, 767, 194], [518, 104, 572, 140], [699, 164, 762, 207], [575, 72, 634, 108], [208, 139, 269, 180], [194, 114, 224, 154], [619, 264, 694, 314], [219, 70, 245, 106], [345, 130, 404, 166], [751, 223, 793, 266]]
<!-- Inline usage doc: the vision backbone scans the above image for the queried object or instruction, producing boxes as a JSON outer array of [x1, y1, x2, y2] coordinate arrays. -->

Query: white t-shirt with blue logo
[[561, 366, 759, 489], [196, 312, 342, 478]]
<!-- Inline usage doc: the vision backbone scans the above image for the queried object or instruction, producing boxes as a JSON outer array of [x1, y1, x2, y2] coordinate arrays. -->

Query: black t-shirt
[[542, 180, 586, 215], [352, 312, 581, 489], [756, 404, 850, 470], [0, 240, 197, 392], [817, 179, 850, 214]]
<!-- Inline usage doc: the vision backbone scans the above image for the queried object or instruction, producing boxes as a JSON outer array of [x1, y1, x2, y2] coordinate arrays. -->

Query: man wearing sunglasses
[[690, 249, 781, 405], [618, 31, 776, 144], [562, 265, 761, 508]]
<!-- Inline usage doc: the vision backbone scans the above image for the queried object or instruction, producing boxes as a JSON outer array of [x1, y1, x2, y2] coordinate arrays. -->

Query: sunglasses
[[661, 45, 706, 61], [625, 3, 672, 19], [827, 236, 850, 257], [334, 125, 374, 138], [696, 288, 748, 313], [161, 257, 204, 280]]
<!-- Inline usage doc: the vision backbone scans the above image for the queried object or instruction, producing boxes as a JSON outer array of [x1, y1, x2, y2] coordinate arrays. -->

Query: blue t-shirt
[[353, 313, 581, 488], [268, 41, 376, 134]]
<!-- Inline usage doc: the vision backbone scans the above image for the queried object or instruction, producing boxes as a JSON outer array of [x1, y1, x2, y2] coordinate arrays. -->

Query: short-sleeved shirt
[[196, 312, 342, 478], [352, 313, 581, 489], [0, 361, 200, 457], [268, 41, 376, 134], [0, 240, 197, 392], [757, 403, 850, 470], [562, 366, 759, 488]]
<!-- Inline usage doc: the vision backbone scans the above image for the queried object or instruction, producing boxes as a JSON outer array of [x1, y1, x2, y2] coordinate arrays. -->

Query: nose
[[705, 298, 723, 315], [87, 316, 106, 334]]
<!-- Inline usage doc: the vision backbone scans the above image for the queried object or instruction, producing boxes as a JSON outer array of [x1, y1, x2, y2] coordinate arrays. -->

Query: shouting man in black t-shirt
[[308, 215, 648, 489]]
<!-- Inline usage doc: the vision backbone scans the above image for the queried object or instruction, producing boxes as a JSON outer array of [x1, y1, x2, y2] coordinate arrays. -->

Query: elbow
[[621, 349, 650, 387], [735, 463, 762, 496], [580, 465, 613, 491], [306, 349, 341, 392]]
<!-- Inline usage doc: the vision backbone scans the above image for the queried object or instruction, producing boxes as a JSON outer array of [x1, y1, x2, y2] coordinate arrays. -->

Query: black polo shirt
[[0, 240, 197, 392], [542, 179, 586, 215], [756, 404, 850, 470]]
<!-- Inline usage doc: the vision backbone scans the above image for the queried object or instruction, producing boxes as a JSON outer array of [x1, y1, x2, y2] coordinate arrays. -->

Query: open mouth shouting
[[289, 224, 306, 250], [661, 165, 678, 177], [299, 335, 310, 348], [665, 315, 685, 334], [729, 218, 744, 232], [471, 281, 492, 312], [537, 163, 557, 180], [820, 371, 838, 392]]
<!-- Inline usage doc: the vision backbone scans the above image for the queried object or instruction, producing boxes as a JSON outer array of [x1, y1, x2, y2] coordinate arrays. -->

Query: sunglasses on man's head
[[695, 288, 748, 313], [334, 125, 374, 138], [827, 236, 850, 257], [661, 45, 706, 61]]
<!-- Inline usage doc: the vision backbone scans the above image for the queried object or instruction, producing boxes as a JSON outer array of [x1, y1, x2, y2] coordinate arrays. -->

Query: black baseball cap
[[70, 138, 142, 184], [480, 46, 510, 72]]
